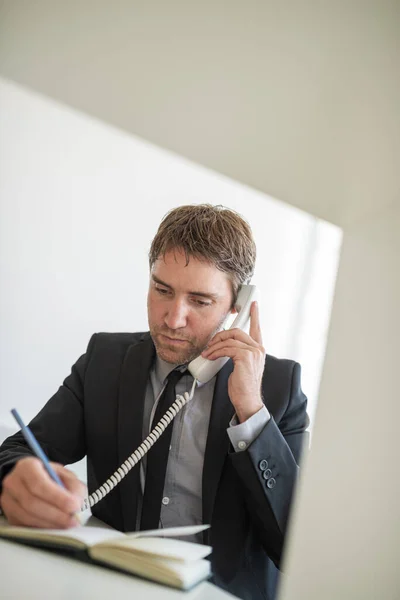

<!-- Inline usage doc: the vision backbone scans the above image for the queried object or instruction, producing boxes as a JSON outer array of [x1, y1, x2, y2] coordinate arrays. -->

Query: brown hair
[[149, 204, 256, 300]]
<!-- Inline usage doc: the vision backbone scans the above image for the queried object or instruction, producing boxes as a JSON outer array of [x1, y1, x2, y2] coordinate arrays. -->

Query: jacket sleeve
[[228, 360, 309, 567], [0, 335, 96, 489]]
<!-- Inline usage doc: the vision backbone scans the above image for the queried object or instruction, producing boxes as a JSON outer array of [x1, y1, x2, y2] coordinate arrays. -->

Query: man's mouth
[[159, 334, 191, 346]]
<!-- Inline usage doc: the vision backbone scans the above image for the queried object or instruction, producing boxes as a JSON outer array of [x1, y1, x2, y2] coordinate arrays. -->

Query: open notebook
[[0, 522, 212, 590]]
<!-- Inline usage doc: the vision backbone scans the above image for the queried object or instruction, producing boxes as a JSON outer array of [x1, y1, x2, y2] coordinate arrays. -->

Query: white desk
[[0, 517, 235, 600]]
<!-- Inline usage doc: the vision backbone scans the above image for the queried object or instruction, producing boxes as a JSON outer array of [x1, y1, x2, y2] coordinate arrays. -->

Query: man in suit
[[0, 204, 309, 599]]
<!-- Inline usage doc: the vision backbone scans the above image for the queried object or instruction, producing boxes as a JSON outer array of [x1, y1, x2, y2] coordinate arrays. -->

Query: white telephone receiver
[[188, 284, 259, 384], [81, 285, 259, 512]]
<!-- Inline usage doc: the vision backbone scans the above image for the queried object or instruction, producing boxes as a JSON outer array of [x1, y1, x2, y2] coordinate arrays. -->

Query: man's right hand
[[0, 457, 86, 528]]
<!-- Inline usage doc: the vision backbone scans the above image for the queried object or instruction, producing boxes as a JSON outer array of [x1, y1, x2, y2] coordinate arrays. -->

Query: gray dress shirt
[[138, 357, 270, 541]]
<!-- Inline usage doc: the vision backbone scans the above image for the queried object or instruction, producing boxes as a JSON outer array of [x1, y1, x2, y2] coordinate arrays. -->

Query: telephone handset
[[81, 285, 259, 512], [188, 284, 259, 384]]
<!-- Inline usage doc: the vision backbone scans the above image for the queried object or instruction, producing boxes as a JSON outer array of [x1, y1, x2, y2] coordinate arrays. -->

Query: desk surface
[[0, 518, 235, 600]]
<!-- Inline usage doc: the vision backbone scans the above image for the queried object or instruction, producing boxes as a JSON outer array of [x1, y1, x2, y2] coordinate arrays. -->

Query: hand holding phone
[[200, 291, 265, 423], [188, 285, 259, 384]]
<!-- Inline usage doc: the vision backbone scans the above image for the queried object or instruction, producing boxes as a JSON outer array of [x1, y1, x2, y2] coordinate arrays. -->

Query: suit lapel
[[202, 360, 235, 542], [117, 333, 155, 531]]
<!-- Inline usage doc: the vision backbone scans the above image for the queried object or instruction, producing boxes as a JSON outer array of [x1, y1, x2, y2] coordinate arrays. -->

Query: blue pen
[[11, 408, 65, 488]]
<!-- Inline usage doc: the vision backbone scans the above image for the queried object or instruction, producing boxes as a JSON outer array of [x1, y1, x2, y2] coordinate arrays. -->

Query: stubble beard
[[150, 315, 227, 366], [151, 331, 202, 365]]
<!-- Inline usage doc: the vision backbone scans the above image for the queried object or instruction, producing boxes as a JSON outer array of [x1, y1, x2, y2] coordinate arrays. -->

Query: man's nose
[[164, 299, 188, 329]]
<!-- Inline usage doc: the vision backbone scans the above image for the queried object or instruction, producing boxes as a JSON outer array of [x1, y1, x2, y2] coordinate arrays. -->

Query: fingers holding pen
[[20, 459, 82, 513], [52, 463, 87, 505], [2, 489, 78, 529], [1, 457, 82, 528]]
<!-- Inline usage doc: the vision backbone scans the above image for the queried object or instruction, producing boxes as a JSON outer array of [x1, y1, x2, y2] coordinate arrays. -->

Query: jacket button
[[259, 459, 268, 471], [262, 469, 272, 480], [267, 478, 276, 489]]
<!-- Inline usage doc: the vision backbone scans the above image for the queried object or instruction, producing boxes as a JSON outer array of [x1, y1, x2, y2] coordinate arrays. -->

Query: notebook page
[[133, 524, 210, 539], [100, 536, 212, 561], [0, 522, 125, 548], [57, 526, 126, 546]]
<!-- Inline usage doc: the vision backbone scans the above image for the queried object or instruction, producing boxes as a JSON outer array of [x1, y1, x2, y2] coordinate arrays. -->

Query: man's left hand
[[201, 301, 266, 423]]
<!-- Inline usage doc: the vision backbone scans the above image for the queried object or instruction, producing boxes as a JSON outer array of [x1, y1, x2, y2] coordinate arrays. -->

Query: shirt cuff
[[227, 405, 270, 452]]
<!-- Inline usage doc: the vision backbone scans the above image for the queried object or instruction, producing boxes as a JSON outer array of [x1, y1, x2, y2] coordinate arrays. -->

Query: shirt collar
[[154, 355, 187, 386], [154, 354, 211, 389]]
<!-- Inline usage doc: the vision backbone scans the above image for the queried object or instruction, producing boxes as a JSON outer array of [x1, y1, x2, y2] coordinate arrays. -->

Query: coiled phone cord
[[81, 378, 198, 512]]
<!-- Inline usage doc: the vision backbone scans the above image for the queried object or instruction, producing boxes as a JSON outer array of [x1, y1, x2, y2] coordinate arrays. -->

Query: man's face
[[147, 249, 234, 365]]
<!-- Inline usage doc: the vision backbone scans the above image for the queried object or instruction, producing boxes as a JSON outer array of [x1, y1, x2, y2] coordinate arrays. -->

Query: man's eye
[[156, 287, 170, 295], [192, 298, 211, 307]]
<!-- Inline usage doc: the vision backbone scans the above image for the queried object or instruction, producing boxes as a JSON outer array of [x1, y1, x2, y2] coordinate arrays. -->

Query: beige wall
[[280, 201, 400, 599], [0, 1, 398, 227], [0, 2, 399, 597]]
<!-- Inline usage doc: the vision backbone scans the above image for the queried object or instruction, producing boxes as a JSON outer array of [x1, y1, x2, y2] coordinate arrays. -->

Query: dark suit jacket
[[0, 332, 309, 600]]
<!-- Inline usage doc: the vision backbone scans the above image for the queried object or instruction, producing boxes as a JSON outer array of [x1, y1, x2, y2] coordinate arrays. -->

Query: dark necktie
[[140, 368, 186, 530]]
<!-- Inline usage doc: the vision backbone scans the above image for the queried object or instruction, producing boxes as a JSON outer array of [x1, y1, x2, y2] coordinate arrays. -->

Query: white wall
[[0, 78, 340, 434]]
